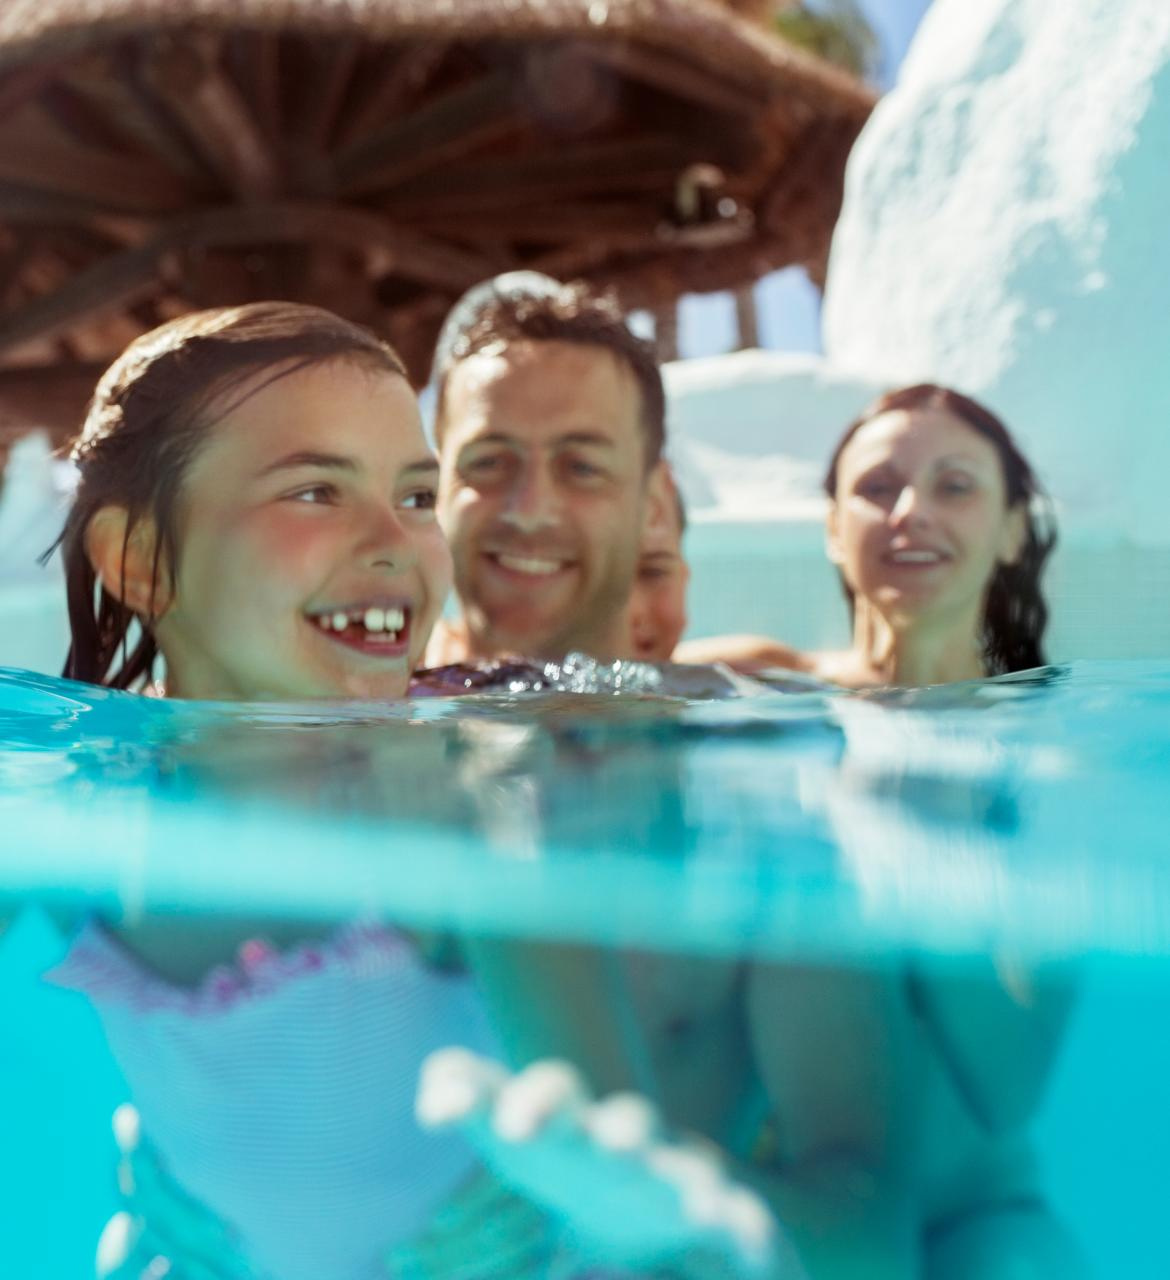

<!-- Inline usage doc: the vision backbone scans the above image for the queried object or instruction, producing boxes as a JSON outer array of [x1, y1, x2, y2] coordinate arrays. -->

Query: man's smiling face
[[437, 339, 649, 661]]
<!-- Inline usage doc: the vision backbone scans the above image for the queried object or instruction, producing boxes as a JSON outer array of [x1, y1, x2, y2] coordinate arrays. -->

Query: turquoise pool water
[[1, 660, 1169, 1277]]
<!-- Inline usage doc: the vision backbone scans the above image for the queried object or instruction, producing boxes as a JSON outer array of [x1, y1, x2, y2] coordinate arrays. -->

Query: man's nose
[[500, 460, 561, 533]]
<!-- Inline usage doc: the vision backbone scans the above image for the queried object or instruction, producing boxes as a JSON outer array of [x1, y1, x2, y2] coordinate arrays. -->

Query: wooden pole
[[654, 302, 679, 364], [734, 282, 760, 349]]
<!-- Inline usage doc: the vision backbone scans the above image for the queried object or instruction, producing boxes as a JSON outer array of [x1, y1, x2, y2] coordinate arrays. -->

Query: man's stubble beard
[[458, 544, 640, 663]]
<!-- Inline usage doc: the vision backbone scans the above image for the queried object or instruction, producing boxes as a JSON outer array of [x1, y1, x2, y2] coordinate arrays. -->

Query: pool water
[[1, 660, 1169, 1277]]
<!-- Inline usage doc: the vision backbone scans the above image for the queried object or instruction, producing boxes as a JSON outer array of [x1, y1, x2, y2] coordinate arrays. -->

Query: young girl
[[7, 302, 767, 1280], [32, 302, 519, 1280]]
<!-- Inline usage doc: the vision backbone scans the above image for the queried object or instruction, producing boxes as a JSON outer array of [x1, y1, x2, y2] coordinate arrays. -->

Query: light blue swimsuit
[[48, 921, 558, 1280]]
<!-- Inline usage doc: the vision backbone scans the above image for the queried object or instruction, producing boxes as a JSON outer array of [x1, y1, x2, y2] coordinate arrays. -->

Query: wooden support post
[[654, 302, 679, 364], [734, 282, 759, 349]]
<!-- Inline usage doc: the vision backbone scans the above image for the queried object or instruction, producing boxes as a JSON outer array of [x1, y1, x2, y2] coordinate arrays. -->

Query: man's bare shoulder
[[424, 618, 472, 667], [673, 634, 811, 676]]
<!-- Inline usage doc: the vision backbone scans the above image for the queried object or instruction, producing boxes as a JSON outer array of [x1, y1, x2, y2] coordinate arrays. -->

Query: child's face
[[154, 359, 451, 700]]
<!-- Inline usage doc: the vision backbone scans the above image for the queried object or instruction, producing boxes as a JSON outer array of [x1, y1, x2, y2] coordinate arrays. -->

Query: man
[[426, 273, 670, 665]]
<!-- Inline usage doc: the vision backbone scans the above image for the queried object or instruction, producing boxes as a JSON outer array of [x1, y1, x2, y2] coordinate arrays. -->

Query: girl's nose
[[360, 503, 417, 570]]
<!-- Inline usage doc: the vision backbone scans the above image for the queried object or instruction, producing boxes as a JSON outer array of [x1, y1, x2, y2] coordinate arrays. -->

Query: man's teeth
[[495, 553, 564, 576], [315, 606, 407, 634]]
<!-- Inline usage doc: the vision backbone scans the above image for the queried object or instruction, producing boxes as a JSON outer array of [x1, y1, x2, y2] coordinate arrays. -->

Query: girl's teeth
[[316, 606, 408, 634]]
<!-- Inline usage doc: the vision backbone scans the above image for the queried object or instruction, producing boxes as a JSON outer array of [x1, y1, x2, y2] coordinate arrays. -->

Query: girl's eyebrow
[[256, 452, 438, 478], [256, 450, 356, 477]]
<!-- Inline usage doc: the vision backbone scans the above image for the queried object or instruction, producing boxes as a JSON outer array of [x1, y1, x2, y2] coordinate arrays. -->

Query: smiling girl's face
[[828, 406, 1026, 625], [151, 359, 451, 701]]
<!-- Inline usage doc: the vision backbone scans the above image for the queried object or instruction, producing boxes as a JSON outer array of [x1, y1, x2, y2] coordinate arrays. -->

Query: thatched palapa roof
[[0, 0, 875, 444]]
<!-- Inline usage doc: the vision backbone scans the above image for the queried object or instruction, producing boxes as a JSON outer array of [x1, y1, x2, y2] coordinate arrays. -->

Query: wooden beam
[[336, 70, 519, 195], [381, 135, 700, 215], [0, 239, 162, 356], [586, 42, 765, 118], [0, 200, 508, 357], [41, 80, 142, 156], [222, 30, 284, 143], [409, 201, 660, 242], [290, 38, 360, 151], [531, 236, 662, 279], [0, 125, 198, 215], [0, 231, 35, 305], [337, 41, 449, 149], [0, 360, 106, 440], [179, 203, 508, 289], [110, 47, 217, 185], [142, 34, 281, 200], [0, 180, 115, 225], [0, 62, 62, 118]]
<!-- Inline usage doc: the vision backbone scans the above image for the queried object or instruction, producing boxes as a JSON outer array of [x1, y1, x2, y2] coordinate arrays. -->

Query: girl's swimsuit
[[47, 920, 554, 1280]]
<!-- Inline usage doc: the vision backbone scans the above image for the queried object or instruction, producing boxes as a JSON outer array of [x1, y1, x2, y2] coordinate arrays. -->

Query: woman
[[676, 384, 1056, 686]]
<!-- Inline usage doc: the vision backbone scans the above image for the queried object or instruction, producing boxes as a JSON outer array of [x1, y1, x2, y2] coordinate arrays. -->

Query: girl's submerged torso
[[48, 919, 501, 1280]]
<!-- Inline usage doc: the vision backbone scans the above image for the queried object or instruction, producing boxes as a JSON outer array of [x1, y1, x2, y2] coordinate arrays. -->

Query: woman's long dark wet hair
[[824, 384, 1057, 675], [53, 302, 407, 690]]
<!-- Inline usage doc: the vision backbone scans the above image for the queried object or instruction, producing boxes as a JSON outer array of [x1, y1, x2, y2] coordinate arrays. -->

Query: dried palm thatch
[[0, 0, 874, 444]]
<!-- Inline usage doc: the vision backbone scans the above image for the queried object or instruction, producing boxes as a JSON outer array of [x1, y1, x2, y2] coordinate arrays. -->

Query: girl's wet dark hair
[[52, 302, 408, 690], [824, 383, 1057, 675]]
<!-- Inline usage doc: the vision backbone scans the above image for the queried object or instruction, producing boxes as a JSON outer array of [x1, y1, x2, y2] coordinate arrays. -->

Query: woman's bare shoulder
[[673, 634, 811, 676]]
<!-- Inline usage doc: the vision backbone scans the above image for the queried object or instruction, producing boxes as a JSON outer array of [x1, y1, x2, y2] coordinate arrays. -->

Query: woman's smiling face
[[153, 359, 451, 701], [828, 406, 1026, 625]]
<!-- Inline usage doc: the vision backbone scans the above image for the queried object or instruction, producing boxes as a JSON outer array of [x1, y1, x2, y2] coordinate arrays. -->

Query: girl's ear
[[825, 500, 845, 565], [85, 507, 172, 618]]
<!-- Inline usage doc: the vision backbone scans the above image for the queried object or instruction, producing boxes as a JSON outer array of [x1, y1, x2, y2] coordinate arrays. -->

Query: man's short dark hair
[[432, 273, 665, 468]]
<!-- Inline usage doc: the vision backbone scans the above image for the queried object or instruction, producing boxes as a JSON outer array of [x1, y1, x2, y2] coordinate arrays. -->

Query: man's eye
[[402, 487, 438, 511], [939, 475, 975, 497], [858, 478, 895, 500], [564, 456, 605, 480], [463, 454, 507, 479]]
